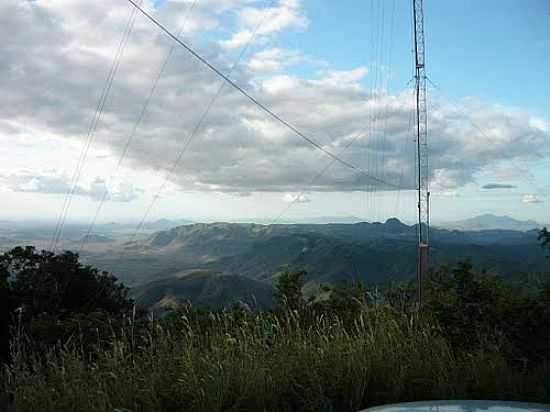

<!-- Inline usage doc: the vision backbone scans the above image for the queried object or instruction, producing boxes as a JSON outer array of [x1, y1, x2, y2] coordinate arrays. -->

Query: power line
[[50, 2, 140, 252], [107, 0, 409, 280], [78, 0, 199, 253], [112, 0, 278, 272], [121, 0, 403, 241], [271, 84, 413, 225], [271, 132, 363, 224], [272, 0, 407, 227], [125, 0, 399, 189], [375, 0, 385, 223], [365, 0, 385, 221]]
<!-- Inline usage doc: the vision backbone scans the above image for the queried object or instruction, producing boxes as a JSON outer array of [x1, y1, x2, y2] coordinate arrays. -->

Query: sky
[[1, 0, 549, 225]]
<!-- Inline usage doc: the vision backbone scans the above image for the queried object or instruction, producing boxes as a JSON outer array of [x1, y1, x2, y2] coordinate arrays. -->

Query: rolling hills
[[2, 217, 545, 310], [440, 214, 544, 232], [131, 269, 273, 313], [98, 219, 548, 310]]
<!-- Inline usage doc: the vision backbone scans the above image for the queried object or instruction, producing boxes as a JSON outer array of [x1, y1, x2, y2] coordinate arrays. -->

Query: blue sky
[[1, 0, 549, 225], [238, 0, 550, 222], [276, 0, 550, 114]]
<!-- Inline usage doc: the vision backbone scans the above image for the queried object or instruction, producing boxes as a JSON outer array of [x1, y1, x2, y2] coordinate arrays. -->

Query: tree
[[274, 269, 306, 311], [0, 265, 14, 363], [0, 246, 133, 357], [423, 260, 550, 361], [325, 280, 369, 312], [1, 246, 132, 319], [423, 261, 514, 348]]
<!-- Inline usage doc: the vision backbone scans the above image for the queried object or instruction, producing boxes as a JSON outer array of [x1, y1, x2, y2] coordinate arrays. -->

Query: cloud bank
[[1, 0, 549, 202], [0, 169, 139, 202]]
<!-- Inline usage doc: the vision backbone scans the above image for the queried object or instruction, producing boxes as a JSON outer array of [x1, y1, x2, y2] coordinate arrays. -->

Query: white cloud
[[311, 67, 369, 88], [239, 0, 308, 34], [522, 194, 543, 204], [87, 178, 142, 202], [489, 165, 533, 181], [219, 0, 309, 49], [247, 48, 302, 72], [0, 169, 139, 202], [283, 192, 310, 203], [219, 29, 255, 50], [429, 169, 468, 193], [260, 74, 301, 94], [1, 0, 549, 202]]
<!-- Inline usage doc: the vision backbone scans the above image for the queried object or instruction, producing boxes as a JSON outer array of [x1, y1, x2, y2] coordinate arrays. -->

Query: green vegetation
[[0, 246, 133, 362], [131, 270, 273, 313], [0, 232, 549, 411], [540, 228, 550, 258], [80, 220, 546, 289]]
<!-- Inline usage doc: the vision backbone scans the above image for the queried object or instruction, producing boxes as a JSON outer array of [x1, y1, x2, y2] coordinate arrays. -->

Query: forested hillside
[[1, 234, 550, 411], [89, 220, 548, 308]]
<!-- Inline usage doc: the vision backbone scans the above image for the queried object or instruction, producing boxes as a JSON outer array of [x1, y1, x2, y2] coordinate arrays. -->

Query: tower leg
[[418, 243, 429, 304]]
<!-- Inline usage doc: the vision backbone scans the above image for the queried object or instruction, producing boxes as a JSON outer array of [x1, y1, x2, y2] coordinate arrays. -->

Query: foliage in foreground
[[1, 235, 550, 411], [2, 305, 549, 412], [0, 246, 133, 362]]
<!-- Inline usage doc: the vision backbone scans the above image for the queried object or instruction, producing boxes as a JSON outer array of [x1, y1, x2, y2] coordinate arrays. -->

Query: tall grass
[[2, 307, 549, 412]]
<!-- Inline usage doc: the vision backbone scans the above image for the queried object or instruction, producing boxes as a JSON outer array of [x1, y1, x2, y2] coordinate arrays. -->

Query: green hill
[[83, 220, 548, 304], [131, 270, 273, 312]]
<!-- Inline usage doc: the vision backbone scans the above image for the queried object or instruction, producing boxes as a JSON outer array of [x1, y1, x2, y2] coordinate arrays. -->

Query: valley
[[2, 215, 546, 311]]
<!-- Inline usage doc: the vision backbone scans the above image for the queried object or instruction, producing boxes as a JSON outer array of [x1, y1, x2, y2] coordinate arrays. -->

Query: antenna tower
[[413, 0, 429, 304]]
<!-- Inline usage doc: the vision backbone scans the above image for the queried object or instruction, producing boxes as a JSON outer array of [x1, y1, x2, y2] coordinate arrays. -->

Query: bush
[[423, 261, 550, 361], [2, 304, 549, 412], [2, 254, 550, 411], [0, 246, 134, 359]]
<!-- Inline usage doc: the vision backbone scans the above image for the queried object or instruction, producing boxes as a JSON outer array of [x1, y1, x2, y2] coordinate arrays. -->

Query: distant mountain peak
[[382, 217, 410, 233], [385, 217, 405, 225], [441, 214, 542, 232]]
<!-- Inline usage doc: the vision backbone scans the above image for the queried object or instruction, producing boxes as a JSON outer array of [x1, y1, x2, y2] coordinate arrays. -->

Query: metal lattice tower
[[413, 0, 430, 303]]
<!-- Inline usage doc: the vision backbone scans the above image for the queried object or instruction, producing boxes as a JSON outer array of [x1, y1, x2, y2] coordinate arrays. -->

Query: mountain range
[[1, 214, 547, 311], [439, 214, 544, 232], [105, 218, 549, 311]]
